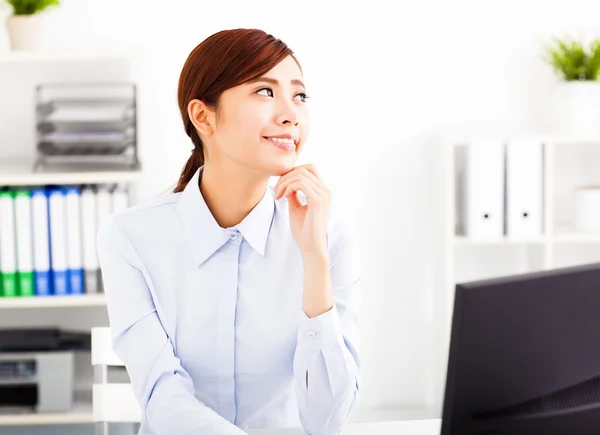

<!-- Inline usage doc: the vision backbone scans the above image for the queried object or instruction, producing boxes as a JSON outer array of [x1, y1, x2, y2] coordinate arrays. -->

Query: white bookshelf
[[452, 235, 545, 246], [553, 233, 600, 243], [433, 134, 600, 412], [0, 294, 106, 309], [0, 392, 92, 426], [444, 135, 600, 330], [0, 48, 140, 428], [0, 159, 144, 187]]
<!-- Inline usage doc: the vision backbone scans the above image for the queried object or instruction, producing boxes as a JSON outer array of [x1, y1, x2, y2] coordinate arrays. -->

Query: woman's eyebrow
[[247, 76, 305, 90]]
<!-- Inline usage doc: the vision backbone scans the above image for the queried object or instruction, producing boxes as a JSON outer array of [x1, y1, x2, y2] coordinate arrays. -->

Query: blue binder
[[65, 187, 84, 295], [31, 188, 52, 296], [48, 187, 70, 295]]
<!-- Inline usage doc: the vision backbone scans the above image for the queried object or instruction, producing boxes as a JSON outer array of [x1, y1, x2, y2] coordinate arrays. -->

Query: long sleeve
[[97, 216, 247, 435], [292, 223, 362, 435]]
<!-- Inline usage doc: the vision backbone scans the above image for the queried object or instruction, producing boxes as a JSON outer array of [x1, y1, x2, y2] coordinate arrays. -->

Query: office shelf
[[443, 135, 600, 368], [455, 234, 600, 245], [553, 233, 600, 243], [0, 159, 143, 186], [0, 392, 92, 426], [447, 134, 600, 147], [0, 294, 106, 309], [453, 236, 545, 246]]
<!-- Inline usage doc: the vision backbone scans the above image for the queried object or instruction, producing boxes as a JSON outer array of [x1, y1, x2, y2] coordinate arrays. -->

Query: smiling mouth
[[263, 136, 297, 152]]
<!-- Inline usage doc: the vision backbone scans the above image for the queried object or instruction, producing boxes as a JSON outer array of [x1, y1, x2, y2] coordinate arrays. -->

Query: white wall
[[1, 0, 600, 432]]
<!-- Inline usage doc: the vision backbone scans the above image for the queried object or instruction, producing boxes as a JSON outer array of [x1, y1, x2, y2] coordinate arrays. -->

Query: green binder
[[0, 190, 17, 297], [15, 189, 34, 297]]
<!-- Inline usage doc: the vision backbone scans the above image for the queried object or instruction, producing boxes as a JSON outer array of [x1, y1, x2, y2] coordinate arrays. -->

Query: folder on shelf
[[111, 185, 129, 214], [14, 189, 35, 297], [0, 190, 17, 297], [95, 185, 112, 293], [464, 138, 505, 240], [48, 188, 70, 295], [32, 188, 52, 296], [506, 139, 543, 239], [96, 184, 112, 228], [65, 187, 84, 295], [81, 186, 99, 294]]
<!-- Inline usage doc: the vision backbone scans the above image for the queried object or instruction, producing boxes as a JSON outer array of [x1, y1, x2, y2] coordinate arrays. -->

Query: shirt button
[[307, 331, 316, 339]]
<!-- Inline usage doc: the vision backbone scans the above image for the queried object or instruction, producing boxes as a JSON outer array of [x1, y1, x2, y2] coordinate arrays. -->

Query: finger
[[298, 163, 320, 178], [295, 165, 331, 200], [281, 179, 322, 206], [274, 171, 290, 194], [274, 172, 307, 199], [274, 164, 318, 192], [287, 189, 305, 211], [283, 168, 330, 205], [297, 167, 328, 195], [274, 169, 299, 196], [277, 172, 323, 200]]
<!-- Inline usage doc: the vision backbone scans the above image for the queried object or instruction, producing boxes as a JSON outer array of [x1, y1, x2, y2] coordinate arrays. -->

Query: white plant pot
[[552, 81, 600, 136], [5, 14, 46, 51]]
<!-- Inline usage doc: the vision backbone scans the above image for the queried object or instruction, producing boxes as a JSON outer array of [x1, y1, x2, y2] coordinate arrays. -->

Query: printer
[[0, 328, 90, 413]]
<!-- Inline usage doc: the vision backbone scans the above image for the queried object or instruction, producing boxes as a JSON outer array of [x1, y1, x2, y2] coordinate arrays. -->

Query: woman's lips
[[263, 136, 296, 152]]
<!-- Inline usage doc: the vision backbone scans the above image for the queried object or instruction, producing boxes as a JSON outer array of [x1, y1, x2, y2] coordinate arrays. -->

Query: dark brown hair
[[174, 28, 301, 193]]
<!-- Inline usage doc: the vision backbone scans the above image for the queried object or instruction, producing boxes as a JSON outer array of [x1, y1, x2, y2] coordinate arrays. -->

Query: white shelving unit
[[0, 159, 144, 187], [0, 392, 92, 426], [432, 134, 600, 412], [0, 48, 141, 429], [0, 294, 106, 309], [444, 135, 600, 334]]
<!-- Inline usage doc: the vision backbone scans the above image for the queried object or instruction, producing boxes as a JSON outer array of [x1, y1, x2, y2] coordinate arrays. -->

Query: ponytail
[[174, 122, 205, 193]]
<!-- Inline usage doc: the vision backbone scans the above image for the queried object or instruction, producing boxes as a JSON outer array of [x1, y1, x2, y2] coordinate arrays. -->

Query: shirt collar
[[177, 166, 275, 267]]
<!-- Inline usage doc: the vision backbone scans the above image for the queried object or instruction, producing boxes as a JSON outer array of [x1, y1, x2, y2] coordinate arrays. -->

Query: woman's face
[[204, 55, 310, 177]]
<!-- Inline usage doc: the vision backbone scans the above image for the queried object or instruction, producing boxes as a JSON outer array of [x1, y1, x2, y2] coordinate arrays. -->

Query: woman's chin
[[267, 159, 298, 176]]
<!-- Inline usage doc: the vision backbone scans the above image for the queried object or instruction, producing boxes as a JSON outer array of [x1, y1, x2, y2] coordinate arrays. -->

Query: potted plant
[[544, 36, 600, 135], [3, 0, 60, 51]]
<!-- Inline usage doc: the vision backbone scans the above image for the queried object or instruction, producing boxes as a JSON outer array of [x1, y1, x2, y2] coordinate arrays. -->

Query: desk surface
[[248, 419, 442, 435]]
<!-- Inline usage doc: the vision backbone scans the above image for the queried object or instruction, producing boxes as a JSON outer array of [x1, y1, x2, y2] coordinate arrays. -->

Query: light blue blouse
[[97, 166, 361, 435]]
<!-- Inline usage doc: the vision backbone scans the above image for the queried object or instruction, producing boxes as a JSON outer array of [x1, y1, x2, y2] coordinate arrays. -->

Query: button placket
[[228, 229, 240, 240]]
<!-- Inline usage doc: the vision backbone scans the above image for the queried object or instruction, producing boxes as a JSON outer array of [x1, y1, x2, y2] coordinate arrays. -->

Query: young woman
[[97, 28, 361, 435]]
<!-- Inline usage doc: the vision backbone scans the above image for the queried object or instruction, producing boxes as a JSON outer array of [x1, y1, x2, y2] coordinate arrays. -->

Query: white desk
[[248, 419, 441, 435]]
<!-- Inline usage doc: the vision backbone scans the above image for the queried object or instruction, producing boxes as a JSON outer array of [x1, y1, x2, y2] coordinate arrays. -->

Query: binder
[[506, 139, 543, 239], [31, 188, 52, 296], [464, 138, 505, 240], [111, 185, 129, 214], [96, 185, 111, 293], [80, 186, 99, 294], [0, 190, 17, 297], [96, 185, 112, 228], [14, 189, 35, 297], [48, 188, 70, 295], [65, 187, 84, 295]]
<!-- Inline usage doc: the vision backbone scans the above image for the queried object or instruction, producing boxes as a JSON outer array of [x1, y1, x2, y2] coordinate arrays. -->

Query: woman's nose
[[276, 100, 298, 125]]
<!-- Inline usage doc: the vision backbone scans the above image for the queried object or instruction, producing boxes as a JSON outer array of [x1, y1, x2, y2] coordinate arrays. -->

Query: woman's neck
[[199, 162, 270, 229]]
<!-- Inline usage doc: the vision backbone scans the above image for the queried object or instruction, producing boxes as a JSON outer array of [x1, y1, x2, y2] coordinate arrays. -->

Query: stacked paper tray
[[35, 83, 139, 170]]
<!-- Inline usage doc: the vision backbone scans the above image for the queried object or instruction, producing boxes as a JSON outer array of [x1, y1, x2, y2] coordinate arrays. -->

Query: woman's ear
[[188, 99, 215, 137]]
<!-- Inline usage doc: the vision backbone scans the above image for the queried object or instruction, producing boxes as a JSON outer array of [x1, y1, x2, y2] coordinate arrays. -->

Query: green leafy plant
[[544, 36, 600, 81], [4, 0, 60, 15]]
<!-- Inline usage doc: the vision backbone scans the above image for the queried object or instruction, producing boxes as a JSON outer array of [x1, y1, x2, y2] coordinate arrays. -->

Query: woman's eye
[[295, 93, 309, 103], [257, 87, 273, 97]]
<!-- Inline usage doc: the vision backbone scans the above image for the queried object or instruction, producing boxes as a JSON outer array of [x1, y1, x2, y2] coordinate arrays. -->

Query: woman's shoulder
[[97, 191, 182, 245]]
